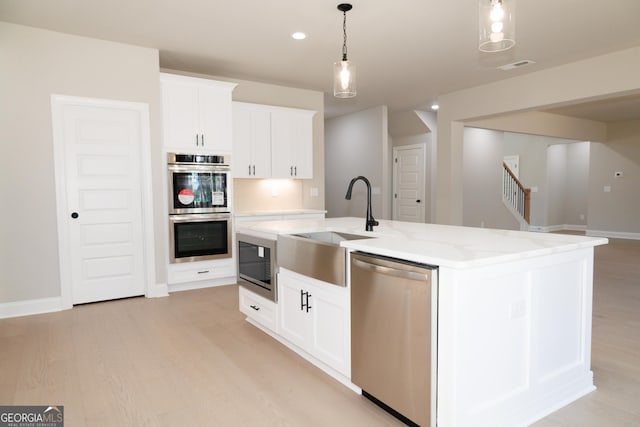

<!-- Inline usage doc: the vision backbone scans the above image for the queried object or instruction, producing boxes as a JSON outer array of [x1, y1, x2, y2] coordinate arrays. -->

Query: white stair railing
[[502, 162, 531, 224]]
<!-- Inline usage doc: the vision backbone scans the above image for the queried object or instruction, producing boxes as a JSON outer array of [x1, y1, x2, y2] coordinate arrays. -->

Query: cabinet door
[[278, 272, 310, 349], [232, 105, 254, 178], [232, 105, 271, 178], [161, 79, 200, 149], [307, 282, 350, 376], [251, 110, 272, 178], [271, 110, 314, 179], [199, 85, 233, 152]]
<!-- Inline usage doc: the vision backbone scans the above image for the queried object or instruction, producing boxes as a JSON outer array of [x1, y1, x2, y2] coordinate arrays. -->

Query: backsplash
[[233, 179, 304, 212]]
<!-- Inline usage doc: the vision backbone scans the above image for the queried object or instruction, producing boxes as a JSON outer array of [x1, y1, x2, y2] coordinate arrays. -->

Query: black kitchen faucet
[[345, 176, 379, 232]]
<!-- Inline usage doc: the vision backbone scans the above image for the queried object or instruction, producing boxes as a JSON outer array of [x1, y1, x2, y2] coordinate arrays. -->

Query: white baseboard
[[147, 282, 169, 298], [528, 224, 587, 233], [587, 229, 640, 240], [0, 296, 64, 319]]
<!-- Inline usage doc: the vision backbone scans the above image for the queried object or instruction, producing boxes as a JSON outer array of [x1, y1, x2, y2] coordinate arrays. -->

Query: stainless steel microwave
[[237, 233, 277, 301]]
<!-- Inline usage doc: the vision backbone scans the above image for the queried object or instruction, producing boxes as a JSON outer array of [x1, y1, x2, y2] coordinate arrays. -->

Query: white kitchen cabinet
[[238, 286, 278, 332], [232, 102, 315, 179], [232, 103, 271, 177], [161, 73, 236, 152], [278, 268, 350, 376], [271, 109, 314, 179]]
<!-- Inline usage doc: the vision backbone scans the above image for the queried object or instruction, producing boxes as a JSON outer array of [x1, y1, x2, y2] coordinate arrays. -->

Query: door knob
[[71, 212, 79, 219]]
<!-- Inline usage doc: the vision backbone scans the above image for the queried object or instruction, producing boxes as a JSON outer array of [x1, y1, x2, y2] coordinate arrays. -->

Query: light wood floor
[[1, 238, 638, 426]]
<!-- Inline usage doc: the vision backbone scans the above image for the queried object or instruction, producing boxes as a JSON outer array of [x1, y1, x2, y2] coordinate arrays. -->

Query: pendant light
[[479, 0, 515, 52], [334, 3, 356, 98]]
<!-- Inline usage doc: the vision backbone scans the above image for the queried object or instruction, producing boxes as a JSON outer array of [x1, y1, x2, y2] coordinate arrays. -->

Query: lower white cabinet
[[168, 258, 235, 285], [238, 286, 277, 332], [278, 268, 350, 376]]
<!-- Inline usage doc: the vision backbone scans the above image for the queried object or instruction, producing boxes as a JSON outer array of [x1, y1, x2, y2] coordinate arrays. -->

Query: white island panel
[[437, 247, 595, 427]]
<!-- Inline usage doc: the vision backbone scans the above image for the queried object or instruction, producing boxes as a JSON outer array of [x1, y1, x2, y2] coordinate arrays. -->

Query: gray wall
[[462, 128, 519, 229], [463, 128, 591, 231], [325, 106, 388, 219], [552, 142, 590, 227], [503, 133, 550, 226], [0, 22, 162, 304], [588, 120, 640, 234]]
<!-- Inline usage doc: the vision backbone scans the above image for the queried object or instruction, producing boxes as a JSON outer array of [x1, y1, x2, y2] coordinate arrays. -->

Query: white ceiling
[[2, 0, 640, 120]]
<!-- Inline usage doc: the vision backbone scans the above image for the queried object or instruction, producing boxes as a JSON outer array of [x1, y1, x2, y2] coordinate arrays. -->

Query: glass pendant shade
[[479, 0, 515, 52], [334, 60, 356, 98]]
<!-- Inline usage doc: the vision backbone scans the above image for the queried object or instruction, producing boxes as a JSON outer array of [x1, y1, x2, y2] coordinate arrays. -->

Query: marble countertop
[[235, 217, 608, 269], [234, 209, 327, 217]]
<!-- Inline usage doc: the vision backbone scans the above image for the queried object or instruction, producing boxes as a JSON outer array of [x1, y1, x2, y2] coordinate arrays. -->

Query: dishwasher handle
[[352, 257, 431, 282]]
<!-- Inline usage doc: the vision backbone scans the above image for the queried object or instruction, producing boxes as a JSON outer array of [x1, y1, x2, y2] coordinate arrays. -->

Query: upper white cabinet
[[271, 109, 314, 179], [232, 102, 315, 179], [232, 103, 272, 178], [160, 73, 237, 152]]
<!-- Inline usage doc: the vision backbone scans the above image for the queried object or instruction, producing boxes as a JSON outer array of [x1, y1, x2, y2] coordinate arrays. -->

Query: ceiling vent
[[497, 60, 536, 71]]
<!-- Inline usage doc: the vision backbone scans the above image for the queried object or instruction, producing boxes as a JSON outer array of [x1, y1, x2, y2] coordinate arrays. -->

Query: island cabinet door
[[277, 269, 350, 377], [307, 282, 350, 376], [278, 272, 310, 349]]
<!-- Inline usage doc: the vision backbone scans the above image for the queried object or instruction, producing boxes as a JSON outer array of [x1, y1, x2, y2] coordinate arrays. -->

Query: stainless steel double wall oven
[[167, 153, 232, 263]]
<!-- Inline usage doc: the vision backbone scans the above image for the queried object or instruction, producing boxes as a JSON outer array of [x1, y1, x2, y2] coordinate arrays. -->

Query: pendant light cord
[[342, 10, 348, 61]]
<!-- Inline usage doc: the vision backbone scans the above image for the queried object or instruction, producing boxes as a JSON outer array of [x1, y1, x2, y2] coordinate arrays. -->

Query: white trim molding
[[0, 297, 64, 320], [587, 229, 640, 240], [148, 282, 170, 298]]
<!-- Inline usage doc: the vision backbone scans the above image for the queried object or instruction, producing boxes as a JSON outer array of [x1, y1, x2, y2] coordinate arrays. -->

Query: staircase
[[502, 162, 531, 227]]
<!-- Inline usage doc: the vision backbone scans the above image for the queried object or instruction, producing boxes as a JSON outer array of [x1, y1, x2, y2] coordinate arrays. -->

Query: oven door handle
[[169, 213, 231, 223]]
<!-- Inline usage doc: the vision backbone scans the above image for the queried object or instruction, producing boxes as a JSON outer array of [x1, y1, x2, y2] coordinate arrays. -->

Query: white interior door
[[52, 96, 147, 305], [393, 145, 426, 223]]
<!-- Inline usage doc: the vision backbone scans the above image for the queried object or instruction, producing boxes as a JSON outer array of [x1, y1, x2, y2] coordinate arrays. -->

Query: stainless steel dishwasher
[[351, 252, 437, 427]]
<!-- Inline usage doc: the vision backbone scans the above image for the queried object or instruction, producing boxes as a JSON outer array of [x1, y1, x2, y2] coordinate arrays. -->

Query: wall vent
[[497, 60, 536, 71]]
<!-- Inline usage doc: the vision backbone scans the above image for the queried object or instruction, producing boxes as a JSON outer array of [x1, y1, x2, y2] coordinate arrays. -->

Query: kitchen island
[[236, 217, 608, 427]]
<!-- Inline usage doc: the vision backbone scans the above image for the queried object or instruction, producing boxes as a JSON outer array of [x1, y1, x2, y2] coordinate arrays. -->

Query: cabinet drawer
[[168, 258, 236, 284], [239, 286, 277, 332]]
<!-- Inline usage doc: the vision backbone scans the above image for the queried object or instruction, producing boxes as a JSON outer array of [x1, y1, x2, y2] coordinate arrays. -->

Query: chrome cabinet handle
[[197, 270, 210, 274], [250, 305, 260, 311]]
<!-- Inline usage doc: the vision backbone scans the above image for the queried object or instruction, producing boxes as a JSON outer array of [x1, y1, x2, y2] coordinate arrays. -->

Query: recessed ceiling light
[[431, 103, 439, 111], [292, 32, 306, 40]]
